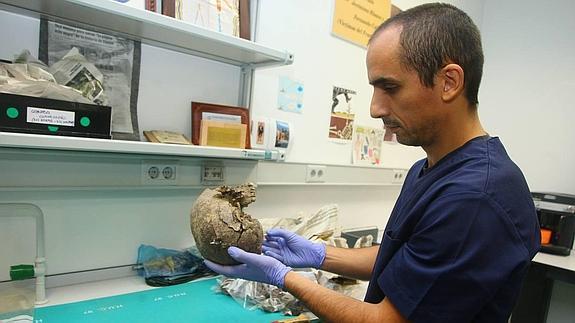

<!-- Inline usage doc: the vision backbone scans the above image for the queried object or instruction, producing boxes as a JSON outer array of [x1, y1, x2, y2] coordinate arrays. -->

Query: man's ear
[[440, 63, 464, 102]]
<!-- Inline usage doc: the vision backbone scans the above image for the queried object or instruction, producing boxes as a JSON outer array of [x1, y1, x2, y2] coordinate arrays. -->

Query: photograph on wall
[[352, 125, 384, 166], [256, 120, 266, 145], [274, 120, 290, 149], [39, 20, 141, 140], [328, 86, 356, 141], [277, 75, 304, 114], [250, 116, 271, 150]]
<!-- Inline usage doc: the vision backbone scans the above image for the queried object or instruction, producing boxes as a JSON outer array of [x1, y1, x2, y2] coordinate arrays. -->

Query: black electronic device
[[341, 226, 379, 247], [0, 92, 111, 139], [532, 192, 575, 256]]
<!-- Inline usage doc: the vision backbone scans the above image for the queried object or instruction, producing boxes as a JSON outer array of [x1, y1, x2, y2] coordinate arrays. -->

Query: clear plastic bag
[[213, 204, 373, 314], [136, 244, 213, 285], [215, 271, 316, 316]]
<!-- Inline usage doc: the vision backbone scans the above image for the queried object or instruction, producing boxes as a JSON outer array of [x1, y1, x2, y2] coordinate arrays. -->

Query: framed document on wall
[[191, 102, 251, 148]]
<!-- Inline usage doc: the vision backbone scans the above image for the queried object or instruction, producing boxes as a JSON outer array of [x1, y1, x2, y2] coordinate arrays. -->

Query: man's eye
[[382, 85, 398, 93]]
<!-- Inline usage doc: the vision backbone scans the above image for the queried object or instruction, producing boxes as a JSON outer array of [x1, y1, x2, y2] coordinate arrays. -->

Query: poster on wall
[[352, 125, 384, 166], [331, 0, 391, 47], [39, 20, 141, 140], [277, 75, 304, 114], [328, 86, 356, 141]]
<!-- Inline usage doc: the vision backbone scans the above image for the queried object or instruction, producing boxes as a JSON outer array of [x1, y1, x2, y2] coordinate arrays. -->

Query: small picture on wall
[[328, 86, 356, 141], [256, 121, 266, 145], [277, 75, 304, 114], [275, 120, 290, 148], [250, 116, 271, 150], [352, 125, 384, 166]]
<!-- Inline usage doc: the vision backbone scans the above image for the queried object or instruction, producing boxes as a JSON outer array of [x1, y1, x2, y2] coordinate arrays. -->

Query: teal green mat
[[35, 278, 289, 323]]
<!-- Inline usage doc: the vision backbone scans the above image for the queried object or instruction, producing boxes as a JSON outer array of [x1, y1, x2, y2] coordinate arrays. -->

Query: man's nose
[[370, 90, 391, 119]]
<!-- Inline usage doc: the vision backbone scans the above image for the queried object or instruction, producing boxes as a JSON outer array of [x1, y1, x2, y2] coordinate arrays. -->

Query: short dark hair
[[370, 3, 484, 105]]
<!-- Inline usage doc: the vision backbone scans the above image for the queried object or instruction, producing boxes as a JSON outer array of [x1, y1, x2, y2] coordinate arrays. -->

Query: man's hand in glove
[[204, 246, 292, 288], [262, 228, 326, 269]]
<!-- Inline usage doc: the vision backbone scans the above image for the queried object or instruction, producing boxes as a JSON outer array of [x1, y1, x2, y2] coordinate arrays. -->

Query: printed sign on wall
[[331, 0, 391, 47]]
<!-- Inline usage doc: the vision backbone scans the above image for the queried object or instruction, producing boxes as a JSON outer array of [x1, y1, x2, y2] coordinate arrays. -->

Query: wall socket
[[392, 169, 407, 184], [201, 165, 225, 184], [306, 165, 327, 183], [141, 161, 178, 185]]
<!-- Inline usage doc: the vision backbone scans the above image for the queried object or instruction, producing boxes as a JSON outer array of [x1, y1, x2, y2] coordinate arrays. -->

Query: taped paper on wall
[[277, 75, 304, 114], [329, 86, 356, 141], [352, 125, 384, 166]]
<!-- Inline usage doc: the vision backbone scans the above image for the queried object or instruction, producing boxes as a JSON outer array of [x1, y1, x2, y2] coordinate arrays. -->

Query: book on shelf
[[143, 130, 192, 145]]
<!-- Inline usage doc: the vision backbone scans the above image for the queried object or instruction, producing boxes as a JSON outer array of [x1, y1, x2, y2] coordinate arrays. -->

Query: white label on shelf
[[27, 107, 75, 126], [202, 112, 241, 123]]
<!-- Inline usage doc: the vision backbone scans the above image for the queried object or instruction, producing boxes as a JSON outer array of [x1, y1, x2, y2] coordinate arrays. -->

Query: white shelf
[[0, 0, 293, 67], [0, 132, 282, 161]]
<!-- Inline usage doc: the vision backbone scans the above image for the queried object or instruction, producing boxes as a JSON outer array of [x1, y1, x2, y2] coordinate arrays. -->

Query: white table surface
[[533, 252, 575, 272], [37, 275, 156, 307]]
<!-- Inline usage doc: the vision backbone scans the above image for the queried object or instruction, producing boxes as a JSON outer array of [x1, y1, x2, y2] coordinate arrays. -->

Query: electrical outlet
[[305, 165, 326, 183], [201, 165, 225, 184], [142, 161, 177, 185], [392, 169, 407, 184]]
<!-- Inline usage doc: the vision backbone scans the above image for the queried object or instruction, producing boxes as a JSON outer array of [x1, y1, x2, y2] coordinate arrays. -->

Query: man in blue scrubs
[[206, 3, 540, 322]]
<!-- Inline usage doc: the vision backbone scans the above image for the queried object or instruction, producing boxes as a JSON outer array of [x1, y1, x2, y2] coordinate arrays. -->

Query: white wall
[[480, 0, 575, 195], [250, 0, 484, 168]]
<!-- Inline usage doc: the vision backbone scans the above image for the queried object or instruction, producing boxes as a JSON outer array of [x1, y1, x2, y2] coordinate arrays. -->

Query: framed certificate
[[200, 120, 247, 148], [191, 102, 251, 148]]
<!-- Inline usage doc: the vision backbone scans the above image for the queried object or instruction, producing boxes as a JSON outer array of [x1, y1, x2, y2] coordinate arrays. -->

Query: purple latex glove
[[262, 228, 326, 269], [204, 246, 292, 288]]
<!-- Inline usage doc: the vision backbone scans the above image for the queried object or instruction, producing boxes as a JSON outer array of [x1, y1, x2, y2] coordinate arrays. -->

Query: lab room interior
[[0, 0, 573, 322]]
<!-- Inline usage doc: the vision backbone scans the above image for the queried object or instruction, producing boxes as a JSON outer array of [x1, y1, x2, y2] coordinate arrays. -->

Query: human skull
[[190, 183, 263, 265]]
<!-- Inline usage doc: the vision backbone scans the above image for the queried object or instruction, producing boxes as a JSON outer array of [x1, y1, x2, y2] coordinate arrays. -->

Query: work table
[[33, 252, 573, 322], [533, 251, 575, 272], [34, 276, 290, 322]]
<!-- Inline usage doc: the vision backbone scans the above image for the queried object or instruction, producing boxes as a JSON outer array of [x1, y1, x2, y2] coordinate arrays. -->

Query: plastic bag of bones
[[189, 184, 371, 315]]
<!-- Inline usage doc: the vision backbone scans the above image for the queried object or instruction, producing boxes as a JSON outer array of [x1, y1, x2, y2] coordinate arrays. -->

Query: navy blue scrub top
[[365, 136, 540, 322]]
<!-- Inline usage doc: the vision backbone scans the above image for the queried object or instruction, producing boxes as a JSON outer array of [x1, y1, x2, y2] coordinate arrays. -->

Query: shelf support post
[[239, 64, 255, 108]]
